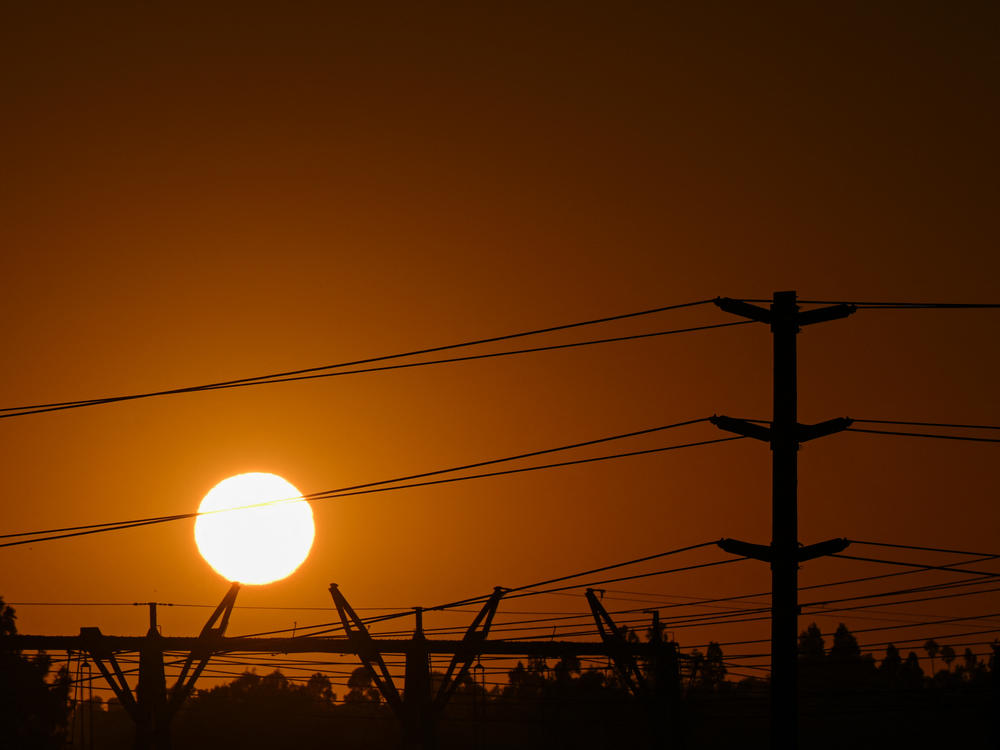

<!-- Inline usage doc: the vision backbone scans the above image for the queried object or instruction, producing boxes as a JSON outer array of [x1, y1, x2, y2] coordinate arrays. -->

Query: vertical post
[[404, 606, 434, 749], [711, 291, 855, 750], [136, 602, 168, 750], [770, 291, 799, 750]]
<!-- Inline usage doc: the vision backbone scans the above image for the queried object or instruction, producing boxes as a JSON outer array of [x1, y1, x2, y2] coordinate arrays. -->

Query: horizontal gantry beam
[[5, 634, 657, 658]]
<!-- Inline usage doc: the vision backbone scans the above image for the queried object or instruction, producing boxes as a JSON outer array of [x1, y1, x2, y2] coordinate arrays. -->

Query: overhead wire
[[847, 540, 999, 557], [0, 299, 723, 418], [852, 418, 1000, 431], [738, 299, 1000, 308], [243, 541, 734, 638], [0, 418, 724, 547], [4, 435, 746, 551], [688, 610, 1000, 652], [846, 428, 1000, 443], [830, 554, 1000, 578]]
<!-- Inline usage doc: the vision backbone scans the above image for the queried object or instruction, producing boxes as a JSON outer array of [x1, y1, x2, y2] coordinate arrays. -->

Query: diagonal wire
[[0, 433, 743, 550], [0, 300, 721, 418], [846, 428, 1000, 443]]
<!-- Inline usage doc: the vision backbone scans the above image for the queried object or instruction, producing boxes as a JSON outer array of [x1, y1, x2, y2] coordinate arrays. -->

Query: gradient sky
[[1, 2, 998, 662]]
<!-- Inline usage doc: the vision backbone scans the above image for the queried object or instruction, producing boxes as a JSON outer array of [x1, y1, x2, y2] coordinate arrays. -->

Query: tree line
[[1, 595, 996, 749]]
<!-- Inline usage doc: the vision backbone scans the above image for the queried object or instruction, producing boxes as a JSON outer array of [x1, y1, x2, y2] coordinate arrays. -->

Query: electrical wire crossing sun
[[194, 473, 315, 585]]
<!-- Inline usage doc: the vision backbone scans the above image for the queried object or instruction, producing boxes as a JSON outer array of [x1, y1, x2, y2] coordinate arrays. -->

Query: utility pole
[[711, 291, 854, 750]]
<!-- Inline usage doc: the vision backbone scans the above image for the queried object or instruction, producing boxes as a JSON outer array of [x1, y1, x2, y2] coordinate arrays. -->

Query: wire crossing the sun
[[0, 418, 746, 549]]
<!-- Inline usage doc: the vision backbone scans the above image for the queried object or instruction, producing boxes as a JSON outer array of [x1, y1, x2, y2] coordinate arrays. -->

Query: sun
[[194, 473, 315, 585]]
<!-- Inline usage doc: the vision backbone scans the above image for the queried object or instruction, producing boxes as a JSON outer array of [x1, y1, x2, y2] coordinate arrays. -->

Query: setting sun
[[194, 473, 315, 585]]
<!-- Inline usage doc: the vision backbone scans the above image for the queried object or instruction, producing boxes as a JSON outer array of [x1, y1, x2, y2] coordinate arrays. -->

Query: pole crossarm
[[710, 415, 853, 444], [717, 538, 772, 562], [718, 537, 850, 564], [709, 416, 772, 442], [797, 418, 853, 442], [797, 538, 850, 562], [796, 304, 856, 326], [713, 297, 773, 324], [713, 297, 856, 328]]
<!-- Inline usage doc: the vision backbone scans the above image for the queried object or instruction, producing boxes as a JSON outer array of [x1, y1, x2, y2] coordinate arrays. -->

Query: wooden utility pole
[[711, 290, 854, 750]]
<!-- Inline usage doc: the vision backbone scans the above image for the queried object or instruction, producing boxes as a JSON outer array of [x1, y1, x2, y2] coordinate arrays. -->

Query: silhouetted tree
[[0, 598, 70, 749], [940, 644, 957, 671], [923, 638, 939, 674], [879, 643, 902, 686], [798, 623, 825, 661], [901, 651, 924, 690], [686, 649, 704, 691], [953, 646, 990, 685], [700, 642, 727, 690], [829, 623, 860, 662], [963, 647, 977, 672], [345, 665, 381, 703], [822, 623, 876, 691], [553, 654, 581, 685]]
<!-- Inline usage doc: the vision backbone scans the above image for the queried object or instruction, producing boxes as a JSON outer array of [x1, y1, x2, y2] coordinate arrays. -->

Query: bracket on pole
[[717, 538, 773, 562], [797, 304, 856, 326], [797, 538, 850, 562], [433, 587, 506, 712], [709, 416, 771, 442], [714, 296, 856, 333], [713, 297, 772, 324], [797, 418, 853, 442], [585, 588, 648, 697], [329, 583, 404, 716], [718, 538, 850, 564], [168, 581, 240, 716], [711, 415, 853, 445]]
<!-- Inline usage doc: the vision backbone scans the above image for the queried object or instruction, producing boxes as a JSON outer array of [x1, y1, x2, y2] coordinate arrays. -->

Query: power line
[[0, 300, 724, 418], [739, 299, 1000, 308], [853, 418, 1000, 431], [509, 553, 1000, 624], [501, 558, 750, 602], [601, 554, 1000, 614], [501, 540, 722, 596], [846, 428, 1000, 443], [181, 322, 751, 397], [854, 628, 1000, 650], [802, 585, 1000, 614], [0, 417, 710, 542], [831, 554, 1000, 577], [384, 542, 1000, 634], [847, 540, 999, 557], [687, 610, 1000, 652], [248, 543, 734, 638], [2, 435, 745, 550]]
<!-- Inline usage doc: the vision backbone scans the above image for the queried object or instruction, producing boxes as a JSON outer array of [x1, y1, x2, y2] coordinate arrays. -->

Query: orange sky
[[1, 3, 998, 670]]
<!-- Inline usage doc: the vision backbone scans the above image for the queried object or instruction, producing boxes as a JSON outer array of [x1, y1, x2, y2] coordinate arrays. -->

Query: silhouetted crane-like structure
[[5, 583, 680, 750]]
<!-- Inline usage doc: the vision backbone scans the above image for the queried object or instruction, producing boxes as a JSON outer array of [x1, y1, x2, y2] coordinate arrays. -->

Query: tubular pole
[[769, 291, 799, 750]]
